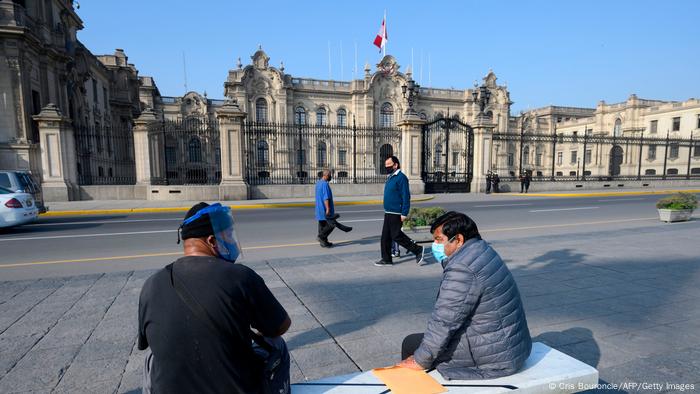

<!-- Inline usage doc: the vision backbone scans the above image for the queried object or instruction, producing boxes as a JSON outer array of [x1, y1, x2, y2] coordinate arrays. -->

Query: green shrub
[[656, 192, 698, 211], [402, 206, 446, 229]]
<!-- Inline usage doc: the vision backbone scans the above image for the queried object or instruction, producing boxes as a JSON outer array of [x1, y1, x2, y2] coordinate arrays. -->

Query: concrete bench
[[291, 342, 598, 393]]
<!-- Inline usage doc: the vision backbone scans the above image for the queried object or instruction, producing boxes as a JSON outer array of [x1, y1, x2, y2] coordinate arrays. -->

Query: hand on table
[[397, 355, 424, 370]]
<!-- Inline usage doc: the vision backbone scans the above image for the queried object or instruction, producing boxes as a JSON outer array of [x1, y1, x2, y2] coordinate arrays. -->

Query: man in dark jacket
[[398, 211, 531, 380], [485, 171, 492, 194], [375, 156, 425, 267], [138, 202, 292, 393]]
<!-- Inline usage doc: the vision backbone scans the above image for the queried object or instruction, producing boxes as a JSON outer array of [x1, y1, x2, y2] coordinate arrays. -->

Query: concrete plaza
[[1, 212, 699, 393]]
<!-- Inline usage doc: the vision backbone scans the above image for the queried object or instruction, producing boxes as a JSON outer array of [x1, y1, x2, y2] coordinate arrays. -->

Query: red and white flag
[[373, 15, 387, 53]]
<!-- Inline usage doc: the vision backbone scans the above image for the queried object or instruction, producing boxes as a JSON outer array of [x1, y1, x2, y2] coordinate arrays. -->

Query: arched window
[[256, 98, 268, 122], [165, 135, 178, 167], [380, 103, 394, 128], [523, 146, 530, 164], [256, 140, 269, 166], [188, 137, 202, 162], [316, 108, 327, 125], [613, 118, 622, 137], [317, 141, 327, 167], [337, 108, 347, 127], [435, 144, 443, 167], [419, 112, 427, 120], [295, 106, 306, 125]]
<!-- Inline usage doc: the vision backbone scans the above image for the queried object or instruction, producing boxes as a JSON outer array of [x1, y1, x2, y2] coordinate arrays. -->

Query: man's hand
[[397, 355, 424, 370], [326, 210, 331, 216], [400, 215, 407, 222]]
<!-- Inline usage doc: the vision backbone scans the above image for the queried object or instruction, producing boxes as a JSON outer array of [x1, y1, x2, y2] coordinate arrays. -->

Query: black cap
[[180, 202, 214, 241]]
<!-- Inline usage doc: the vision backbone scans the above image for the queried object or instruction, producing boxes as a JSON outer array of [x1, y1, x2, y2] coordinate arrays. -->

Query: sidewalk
[[1, 216, 699, 392]]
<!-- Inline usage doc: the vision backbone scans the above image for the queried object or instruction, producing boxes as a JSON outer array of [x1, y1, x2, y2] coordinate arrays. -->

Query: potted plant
[[402, 206, 446, 242], [656, 192, 697, 223]]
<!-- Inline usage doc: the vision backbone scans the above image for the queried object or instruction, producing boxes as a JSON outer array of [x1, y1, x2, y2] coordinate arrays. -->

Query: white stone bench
[[291, 342, 598, 393]]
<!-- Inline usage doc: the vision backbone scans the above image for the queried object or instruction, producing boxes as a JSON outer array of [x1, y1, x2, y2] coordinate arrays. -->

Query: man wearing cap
[[138, 202, 292, 394]]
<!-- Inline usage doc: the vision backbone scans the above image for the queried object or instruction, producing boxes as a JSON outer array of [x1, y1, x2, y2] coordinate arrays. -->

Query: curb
[[40, 195, 436, 217], [499, 189, 700, 198]]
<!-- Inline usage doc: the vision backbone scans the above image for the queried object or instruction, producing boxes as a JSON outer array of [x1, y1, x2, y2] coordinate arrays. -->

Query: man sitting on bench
[[398, 211, 532, 379]]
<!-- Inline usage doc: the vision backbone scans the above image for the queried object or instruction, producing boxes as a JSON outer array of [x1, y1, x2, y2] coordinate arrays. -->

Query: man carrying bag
[[139, 202, 291, 394]]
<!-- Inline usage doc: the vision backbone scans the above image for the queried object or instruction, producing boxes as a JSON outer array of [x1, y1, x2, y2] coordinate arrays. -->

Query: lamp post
[[401, 78, 420, 117], [472, 83, 491, 117]]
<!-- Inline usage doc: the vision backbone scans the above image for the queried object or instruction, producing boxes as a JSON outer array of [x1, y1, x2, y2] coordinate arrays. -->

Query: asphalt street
[[0, 192, 696, 280]]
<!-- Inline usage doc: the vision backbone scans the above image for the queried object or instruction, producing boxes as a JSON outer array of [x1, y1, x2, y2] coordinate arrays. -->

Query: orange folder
[[372, 366, 447, 394]]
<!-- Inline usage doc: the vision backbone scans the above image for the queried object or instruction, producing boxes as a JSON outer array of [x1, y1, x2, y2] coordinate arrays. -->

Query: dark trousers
[[401, 333, 425, 360], [381, 213, 420, 262], [318, 220, 334, 241], [486, 180, 491, 193]]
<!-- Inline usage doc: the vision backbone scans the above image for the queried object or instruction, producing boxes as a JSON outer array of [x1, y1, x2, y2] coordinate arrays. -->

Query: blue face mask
[[431, 235, 456, 263]]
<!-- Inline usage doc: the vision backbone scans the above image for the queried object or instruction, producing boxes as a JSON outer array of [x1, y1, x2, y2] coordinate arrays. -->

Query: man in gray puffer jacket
[[398, 211, 532, 380]]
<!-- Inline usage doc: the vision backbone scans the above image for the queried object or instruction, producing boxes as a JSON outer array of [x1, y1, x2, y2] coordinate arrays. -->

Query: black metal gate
[[148, 118, 221, 185], [421, 117, 474, 193]]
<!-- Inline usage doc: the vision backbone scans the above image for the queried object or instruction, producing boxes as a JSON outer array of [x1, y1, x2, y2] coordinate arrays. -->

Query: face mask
[[385, 166, 395, 174], [431, 235, 456, 263]]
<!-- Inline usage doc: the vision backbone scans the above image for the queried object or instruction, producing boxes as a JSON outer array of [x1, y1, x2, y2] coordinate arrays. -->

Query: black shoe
[[374, 260, 393, 267], [392, 250, 401, 258], [326, 213, 340, 220], [415, 245, 425, 265], [336, 223, 353, 232], [317, 236, 333, 248]]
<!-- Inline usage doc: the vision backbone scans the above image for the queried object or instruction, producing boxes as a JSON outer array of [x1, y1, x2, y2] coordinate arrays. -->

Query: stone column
[[471, 115, 497, 193], [396, 114, 426, 195], [132, 109, 157, 198], [216, 100, 248, 200], [32, 103, 77, 201]]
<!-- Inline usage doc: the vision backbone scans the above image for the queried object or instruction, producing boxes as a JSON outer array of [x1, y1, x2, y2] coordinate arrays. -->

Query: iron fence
[[74, 122, 136, 185], [148, 118, 221, 185], [244, 121, 402, 185], [491, 131, 700, 182]]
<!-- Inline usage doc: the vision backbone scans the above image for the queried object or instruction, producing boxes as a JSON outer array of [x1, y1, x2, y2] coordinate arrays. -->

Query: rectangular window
[[672, 117, 681, 131], [556, 152, 563, 165], [507, 153, 514, 166], [585, 149, 592, 164], [536, 154, 542, 166], [697, 114, 700, 129], [650, 120, 658, 134], [452, 152, 459, 167], [338, 149, 347, 166], [297, 149, 306, 165], [572, 131, 578, 142], [670, 143, 679, 158], [648, 145, 656, 160], [103, 88, 108, 107], [694, 143, 700, 157], [570, 150, 577, 164], [92, 79, 98, 104]]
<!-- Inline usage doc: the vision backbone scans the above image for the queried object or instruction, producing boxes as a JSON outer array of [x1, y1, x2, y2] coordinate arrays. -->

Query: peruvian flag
[[373, 15, 387, 52]]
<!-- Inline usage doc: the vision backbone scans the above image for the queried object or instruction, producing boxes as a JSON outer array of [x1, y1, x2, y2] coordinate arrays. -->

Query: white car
[[0, 186, 39, 228]]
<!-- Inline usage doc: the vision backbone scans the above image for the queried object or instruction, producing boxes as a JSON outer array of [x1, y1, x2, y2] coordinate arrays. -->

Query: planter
[[657, 209, 693, 223], [402, 225, 433, 243]]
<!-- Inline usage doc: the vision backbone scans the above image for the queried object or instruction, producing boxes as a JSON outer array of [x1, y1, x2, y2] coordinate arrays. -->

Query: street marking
[[0, 229, 175, 242], [25, 218, 181, 227], [1, 216, 674, 269], [341, 219, 384, 223], [337, 209, 386, 213], [595, 198, 645, 202], [473, 203, 533, 208], [0, 241, 332, 268], [529, 207, 599, 213]]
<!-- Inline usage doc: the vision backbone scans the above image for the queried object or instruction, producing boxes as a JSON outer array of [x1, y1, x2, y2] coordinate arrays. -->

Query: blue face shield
[[182, 203, 242, 262]]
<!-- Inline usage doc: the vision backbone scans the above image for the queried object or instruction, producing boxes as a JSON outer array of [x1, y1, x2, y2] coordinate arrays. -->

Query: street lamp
[[402, 78, 420, 117], [472, 83, 491, 116]]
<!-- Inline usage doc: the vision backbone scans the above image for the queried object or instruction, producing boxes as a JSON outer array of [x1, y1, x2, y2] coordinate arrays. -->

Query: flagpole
[[383, 9, 386, 57], [420, 49, 423, 85], [328, 41, 332, 80], [354, 41, 358, 80], [340, 41, 344, 81], [428, 53, 432, 87], [411, 48, 414, 75]]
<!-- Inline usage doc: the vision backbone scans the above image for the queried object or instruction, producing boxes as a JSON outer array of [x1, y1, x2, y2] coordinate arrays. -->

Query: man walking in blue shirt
[[375, 156, 425, 266], [315, 169, 352, 247]]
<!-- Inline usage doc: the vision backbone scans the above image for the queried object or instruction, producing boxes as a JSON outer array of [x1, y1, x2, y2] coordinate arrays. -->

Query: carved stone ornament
[[376, 55, 399, 76], [252, 49, 270, 70]]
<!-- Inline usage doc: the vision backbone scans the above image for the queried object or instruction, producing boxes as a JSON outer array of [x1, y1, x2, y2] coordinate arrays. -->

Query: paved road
[[0, 192, 692, 280]]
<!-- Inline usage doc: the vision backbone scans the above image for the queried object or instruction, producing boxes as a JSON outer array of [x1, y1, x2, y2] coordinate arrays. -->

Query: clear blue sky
[[76, 0, 700, 113]]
